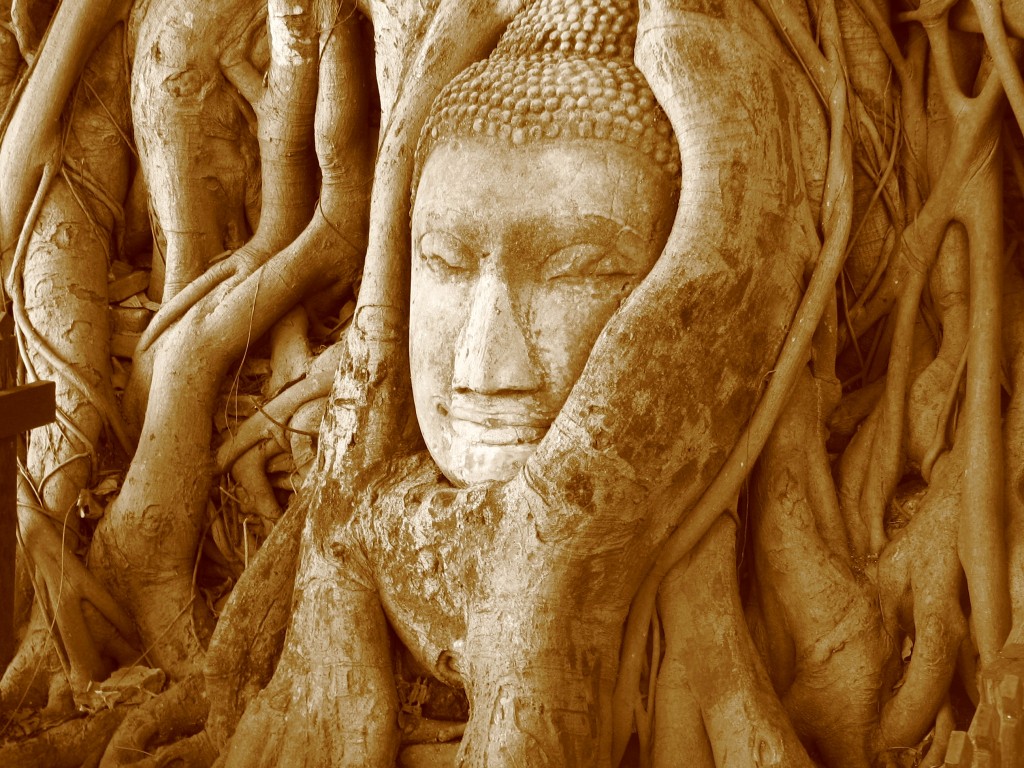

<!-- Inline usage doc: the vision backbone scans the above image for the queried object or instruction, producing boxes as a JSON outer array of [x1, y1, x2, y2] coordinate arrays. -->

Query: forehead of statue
[[411, 139, 674, 246]]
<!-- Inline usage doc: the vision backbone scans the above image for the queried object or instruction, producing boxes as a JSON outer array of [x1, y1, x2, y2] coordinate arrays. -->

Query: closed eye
[[541, 243, 638, 280], [419, 231, 475, 273]]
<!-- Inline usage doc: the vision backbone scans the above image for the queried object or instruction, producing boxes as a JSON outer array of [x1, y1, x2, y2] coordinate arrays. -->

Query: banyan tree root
[[266, 305, 313, 394], [655, 516, 814, 768], [953, 99, 1012, 672], [215, 5, 549, 761], [222, 534, 399, 768], [89, 1, 370, 680], [0, 595, 71, 715], [124, 0, 318, 415], [203, 494, 306, 751], [228, 440, 287, 525], [216, 338, 345, 472], [128, 0, 260, 301], [750, 368, 894, 768], [614, 0, 848, 754], [99, 674, 208, 768], [905, 224, 969, 476], [836, 6, 1004, 562], [128, 0, 322, 329], [0, 706, 128, 768], [3, 22, 138, 710], [874, 449, 967, 753], [13, 504, 139, 700]]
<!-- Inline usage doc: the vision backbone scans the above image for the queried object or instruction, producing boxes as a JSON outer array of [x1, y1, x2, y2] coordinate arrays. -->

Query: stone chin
[[440, 435, 542, 487]]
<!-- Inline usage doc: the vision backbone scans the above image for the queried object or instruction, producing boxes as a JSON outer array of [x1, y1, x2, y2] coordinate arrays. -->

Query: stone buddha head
[[410, 0, 680, 486]]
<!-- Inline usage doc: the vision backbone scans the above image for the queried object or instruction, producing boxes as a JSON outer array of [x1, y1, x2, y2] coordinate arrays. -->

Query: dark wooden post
[[0, 304, 55, 670]]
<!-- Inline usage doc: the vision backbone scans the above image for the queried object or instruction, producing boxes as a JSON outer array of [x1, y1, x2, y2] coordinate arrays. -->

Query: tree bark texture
[[1, 0, 1024, 766]]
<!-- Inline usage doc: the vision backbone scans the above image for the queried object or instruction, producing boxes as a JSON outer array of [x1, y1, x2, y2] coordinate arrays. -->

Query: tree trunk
[[2, 0, 1023, 766]]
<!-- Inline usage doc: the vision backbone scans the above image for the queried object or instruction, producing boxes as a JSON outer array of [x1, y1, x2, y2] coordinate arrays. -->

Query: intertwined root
[[751, 371, 894, 768], [3, 21, 136, 712], [223, 545, 399, 768], [97, 674, 208, 768], [657, 517, 815, 768], [5, 0, 1024, 766]]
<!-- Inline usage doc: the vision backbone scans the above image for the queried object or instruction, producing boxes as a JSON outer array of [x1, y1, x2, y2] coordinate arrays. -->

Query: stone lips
[[414, 0, 681, 187]]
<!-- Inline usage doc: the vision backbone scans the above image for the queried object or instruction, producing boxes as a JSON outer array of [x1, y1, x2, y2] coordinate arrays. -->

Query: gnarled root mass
[[4, 0, 1024, 766]]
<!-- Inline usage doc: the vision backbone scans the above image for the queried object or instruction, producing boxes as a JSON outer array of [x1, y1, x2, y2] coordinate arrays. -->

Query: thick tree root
[[874, 450, 967, 753], [99, 674, 208, 768], [752, 369, 894, 768], [223, 542, 399, 768], [0, 706, 128, 768], [0, 610, 70, 715], [657, 517, 814, 768], [3, 507, 139, 720], [130, 0, 258, 300], [228, 440, 286, 525], [93, 6, 369, 680], [204, 498, 305, 751]]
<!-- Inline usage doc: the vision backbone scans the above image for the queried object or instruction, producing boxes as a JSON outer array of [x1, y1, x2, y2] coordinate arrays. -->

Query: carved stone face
[[410, 139, 676, 486]]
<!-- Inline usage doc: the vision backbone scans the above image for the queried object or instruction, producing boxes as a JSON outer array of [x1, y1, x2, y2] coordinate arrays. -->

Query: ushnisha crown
[[414, 0, 681, 184]]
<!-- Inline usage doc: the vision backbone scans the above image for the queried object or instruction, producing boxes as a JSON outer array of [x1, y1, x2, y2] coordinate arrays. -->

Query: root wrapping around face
[[5, 1, 1024, 767]]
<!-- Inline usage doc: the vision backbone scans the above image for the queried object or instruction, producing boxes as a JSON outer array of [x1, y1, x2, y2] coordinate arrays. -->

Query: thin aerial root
[[921, 342, 968, 482], [958, 150, 1012, 666], [920, 697, 955, 768]]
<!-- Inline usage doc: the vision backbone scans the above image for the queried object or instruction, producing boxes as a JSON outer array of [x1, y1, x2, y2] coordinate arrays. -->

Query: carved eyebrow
[[418, 230, 471, 253], [413, 206, 481, 235], [576, 213, 645, 242]]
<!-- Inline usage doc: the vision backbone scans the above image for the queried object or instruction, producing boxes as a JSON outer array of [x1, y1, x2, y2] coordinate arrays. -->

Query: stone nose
[[452, 269, 540, 394]]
